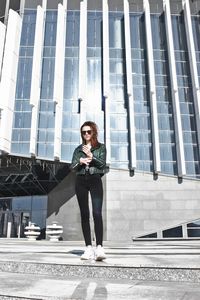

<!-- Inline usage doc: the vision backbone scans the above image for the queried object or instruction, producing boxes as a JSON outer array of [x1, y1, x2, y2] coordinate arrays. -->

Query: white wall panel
[[29, 5, 45, 156], [0, 9, 22, 153], [124, 0, 136, 170], [143, 0, 161, 173], [79, 0, 87, 125], [183, 0, 200, 158], [163, 0, 186, 176], [0, 22, 6, 79], [29, 6, 45, 107], [103, 0, 111, 163], [54, 3, 66, 160]]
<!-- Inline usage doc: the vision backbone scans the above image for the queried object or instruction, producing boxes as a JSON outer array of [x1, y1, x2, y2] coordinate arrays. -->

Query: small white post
[[7, 222, 12, 238]]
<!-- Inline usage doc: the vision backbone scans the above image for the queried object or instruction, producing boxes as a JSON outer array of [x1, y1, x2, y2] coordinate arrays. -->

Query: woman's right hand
[[80, 157, 91, 165]]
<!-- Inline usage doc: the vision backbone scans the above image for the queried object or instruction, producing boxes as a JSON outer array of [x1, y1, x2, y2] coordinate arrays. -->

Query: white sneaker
[[95, 245, 106, 261], [81, 245, 94, 260]]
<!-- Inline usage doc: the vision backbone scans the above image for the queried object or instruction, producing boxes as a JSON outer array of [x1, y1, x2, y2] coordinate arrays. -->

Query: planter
[[46, 221, 63, 241], [24, 223, 41, 240]]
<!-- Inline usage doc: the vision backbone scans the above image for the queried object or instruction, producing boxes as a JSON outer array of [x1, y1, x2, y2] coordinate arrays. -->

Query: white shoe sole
[[81, 256, 94, 260]]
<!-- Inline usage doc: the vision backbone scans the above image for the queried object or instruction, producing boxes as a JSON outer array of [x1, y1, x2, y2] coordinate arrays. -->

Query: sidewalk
[[0, 239, 200, 299]]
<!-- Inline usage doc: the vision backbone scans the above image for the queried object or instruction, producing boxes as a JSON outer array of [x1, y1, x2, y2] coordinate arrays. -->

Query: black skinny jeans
[[75, 174, 103, 246]]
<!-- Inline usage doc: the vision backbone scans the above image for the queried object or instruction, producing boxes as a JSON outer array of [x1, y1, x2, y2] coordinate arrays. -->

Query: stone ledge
[[0, 296, 35, 300], [0, 261, 200, 283]]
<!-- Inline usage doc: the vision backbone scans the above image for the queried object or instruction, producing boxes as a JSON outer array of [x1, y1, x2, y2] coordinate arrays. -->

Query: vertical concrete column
[[103, 0, 111, 163], [182, 0, 200, 157], [29, 5, 45, 156], [4, 0, 10, 24], [182, 223, 188, 238], [42, 0, 47, 10], [143, 0, 161, 174], [0, 10, 22, 153], [163, 0, 186, 176], [54, 3, 67, 160], [124, 0, 136, 170], [63, 0, 67, 9], [20, 0, 25, 15], [0, 22, 6, 79], [7, 221, 12, 238], [78, 0, 87, 126]]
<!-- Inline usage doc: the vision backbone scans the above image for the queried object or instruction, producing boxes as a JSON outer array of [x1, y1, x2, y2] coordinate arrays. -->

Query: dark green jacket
[[70, 143, 107, 176]]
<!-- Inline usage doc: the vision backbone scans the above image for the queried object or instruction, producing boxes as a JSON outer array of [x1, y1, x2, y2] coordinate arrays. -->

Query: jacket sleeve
[[92, 144, 107, 169], [70, 148, 81, 171]]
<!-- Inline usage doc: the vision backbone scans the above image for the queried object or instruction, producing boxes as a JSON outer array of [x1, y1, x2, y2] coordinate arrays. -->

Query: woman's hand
[[80, 157, 92, 165], [82, 145, 93, 159]]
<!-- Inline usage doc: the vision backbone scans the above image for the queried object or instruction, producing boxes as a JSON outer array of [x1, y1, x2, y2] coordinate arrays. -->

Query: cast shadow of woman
[[71, 279, 108, 299]]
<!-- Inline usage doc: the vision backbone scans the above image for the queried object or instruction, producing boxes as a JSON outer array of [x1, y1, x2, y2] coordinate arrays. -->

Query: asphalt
[[0, 238, 200, 299]]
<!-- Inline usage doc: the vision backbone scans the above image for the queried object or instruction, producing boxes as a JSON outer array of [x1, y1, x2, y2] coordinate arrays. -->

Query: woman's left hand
[[82, 145, 93, 159]]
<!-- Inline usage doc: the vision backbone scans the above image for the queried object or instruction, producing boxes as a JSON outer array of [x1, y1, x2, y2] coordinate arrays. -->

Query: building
[[0, 0, 200, 241]]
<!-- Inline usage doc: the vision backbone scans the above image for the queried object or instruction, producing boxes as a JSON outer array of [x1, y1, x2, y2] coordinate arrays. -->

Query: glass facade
[[191, 15, 200, 86], [109, 12, 129, 168], [136, 218, 200, 239], [130, 13, 153, 172], [11, 10, 36, 155], [151, 14, 177, 175], [0, 196, 47, 238], [86, 10, 104, 138], [37, 11, 57, 159], [61, 10, 80, 161], [1, 0, 199, 179], [172, 14, 200, 177]]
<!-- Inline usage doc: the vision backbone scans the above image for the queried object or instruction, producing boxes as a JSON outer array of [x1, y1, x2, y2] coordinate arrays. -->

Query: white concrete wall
[[47, 172, 81, 240], [106, 169, 200, 241], [47, 172, 107, 241], [47, 169, 200, 242]]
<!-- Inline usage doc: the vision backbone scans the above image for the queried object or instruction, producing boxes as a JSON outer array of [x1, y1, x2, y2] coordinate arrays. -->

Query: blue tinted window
[[136, 144, 153, 160], [66, 11, 80, 47], [151, 13, 177, 175], [109, 12, 129, 168], [12, 11, 36, 155], [61, 11, 80, 161], [37, 11, 57, 159], [87, 12, 102, 47], [160, 144, 176, 161], [130, 13, 146, 49]]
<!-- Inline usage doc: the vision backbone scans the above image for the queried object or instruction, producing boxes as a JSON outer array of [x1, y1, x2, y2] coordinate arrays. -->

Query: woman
[[71, 121, 107, 261]]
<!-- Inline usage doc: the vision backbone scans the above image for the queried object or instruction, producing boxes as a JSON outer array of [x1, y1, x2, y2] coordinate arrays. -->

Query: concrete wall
[[47, 171, 81, 240], [106, 169, 200, 241], [47, 169, 200, 242], [47, 172, 107, 242]]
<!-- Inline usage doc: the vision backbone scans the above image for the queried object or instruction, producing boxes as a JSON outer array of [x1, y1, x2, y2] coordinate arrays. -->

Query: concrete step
[[0, 258, 200, 284], [0, 239, 200, 283], [1, 239, 200, 299], [1, 272, 200, 300]]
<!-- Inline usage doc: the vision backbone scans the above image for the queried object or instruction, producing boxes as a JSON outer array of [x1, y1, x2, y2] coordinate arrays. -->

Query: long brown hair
[[80, 121, 99, 148]]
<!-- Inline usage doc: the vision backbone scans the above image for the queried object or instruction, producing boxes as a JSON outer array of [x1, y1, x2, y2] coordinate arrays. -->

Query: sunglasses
[[82, 130, 92, 135]]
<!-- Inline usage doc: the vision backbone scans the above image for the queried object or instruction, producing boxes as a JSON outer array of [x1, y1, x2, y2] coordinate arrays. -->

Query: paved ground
[[0, 239, 200, 299], [1, 272, 200, 300]]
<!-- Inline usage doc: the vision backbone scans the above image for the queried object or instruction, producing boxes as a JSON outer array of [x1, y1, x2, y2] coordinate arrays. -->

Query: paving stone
[[0, 239, 200, 299]]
